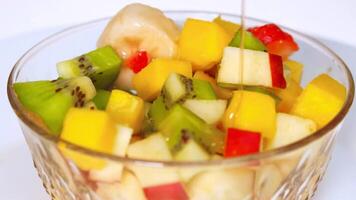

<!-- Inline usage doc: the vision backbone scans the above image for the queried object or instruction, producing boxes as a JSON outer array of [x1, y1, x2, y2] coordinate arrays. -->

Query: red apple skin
[[269, 54, 287, 89], [224, 128, 261, 158], [144, 182, 189, 200]]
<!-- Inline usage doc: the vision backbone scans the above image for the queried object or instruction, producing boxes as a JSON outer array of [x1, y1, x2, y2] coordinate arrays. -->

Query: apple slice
[[183, 99, 227, 124], [266, 113, 316, 150], [127, 134, 179, 187], [144, 182, 189, 200], [255, 164, 284, 199], [96, 170, 146, 200], [224, 128, 261, 158], [89, 125, 133, 182], [217, 47, 286, 89], [175, 140, 210, 182], [187, 169, 254, 200]]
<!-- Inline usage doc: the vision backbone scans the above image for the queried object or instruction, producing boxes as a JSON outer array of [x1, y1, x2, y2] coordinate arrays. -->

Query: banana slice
[[98, 3, 180, 59]]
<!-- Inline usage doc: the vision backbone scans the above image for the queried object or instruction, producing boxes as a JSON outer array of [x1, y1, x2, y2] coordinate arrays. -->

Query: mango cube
[[276, 79, 303, 113], [132, 58, 192, 101], [106, 90, 144, 132], [284, 60, 303, 84], [224, 90, 276, 139], [178, 18, 230, 70], [291, 74, 346, 128], [213, 16, 241, 39], [60, 108, 117, 170]]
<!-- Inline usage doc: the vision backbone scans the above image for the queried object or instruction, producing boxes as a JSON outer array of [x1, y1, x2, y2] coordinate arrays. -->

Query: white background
[[1, 0, 356, 199]]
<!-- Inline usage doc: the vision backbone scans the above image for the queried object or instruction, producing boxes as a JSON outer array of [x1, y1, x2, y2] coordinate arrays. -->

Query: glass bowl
[[7, 11, 354, 200]]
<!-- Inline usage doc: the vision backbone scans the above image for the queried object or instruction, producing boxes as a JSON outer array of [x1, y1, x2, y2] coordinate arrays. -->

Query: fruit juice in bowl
[[7, 3, 354, 200]]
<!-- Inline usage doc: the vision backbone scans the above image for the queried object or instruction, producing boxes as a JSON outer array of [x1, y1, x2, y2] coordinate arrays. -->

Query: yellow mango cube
[[291, 74, 346, 128], [106, 90, 144, 132], [276, 79, 303, 113], [178, 18, 230, 70], [224, 90, 276, 139], [284, 60, 304, 84], [60, 108, 117, 170], [132, 58, 192, 101], [213, 16, 241, 39]]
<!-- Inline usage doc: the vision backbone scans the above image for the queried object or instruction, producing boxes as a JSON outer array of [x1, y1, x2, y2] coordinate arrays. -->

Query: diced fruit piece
[[126, 51, 150, 73], [96, 170, 146, 200], [217, 47, 286, 89], [59, 108, 117, 170], [84, 101, 97, 110], [97, 3, 180, 59], [106, 90, 144, 132], [193, 71, 232, 99], [255, 165, 284, 199], [192, 79, 217, 99], [127, 134, 179, 187], [144, 182, 189, 200], [224, 128, 261, 157], [187, 169, 254, 200], [148, 96, 168, 129], [89, 125, 133, 182], [13, 77, 96, 135], [92, 89, 111, 110], [133, 58, 192, 100], [224, 90, 276, 139], [266, 113, 316, 150], [284, 59, 304, 84], [291, 74, 346, 128], [248, 23, 299, 57], [161, 73, 217, 108], [183, 99, 227, 124], [57, 46, 122, 89], [162, 73, 193, 107], [270, 54, 287, 88], [175, 140, 210, 182], [178, 18, 230, 70], [229, 29, 266, 51], [276, 79, 303, 113], [159, 104, 225, 154], [213, 16, 240, 39]]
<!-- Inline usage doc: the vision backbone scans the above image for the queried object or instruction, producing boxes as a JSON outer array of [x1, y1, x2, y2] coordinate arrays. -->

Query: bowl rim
[[7, 10, 355, 168]]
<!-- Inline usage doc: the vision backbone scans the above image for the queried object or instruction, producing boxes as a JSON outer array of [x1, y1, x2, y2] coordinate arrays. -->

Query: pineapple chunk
[[127, 134, 179, 187], [175, 140, 210, 182], [60, 108, 117, 170], [132, 58, 192, 101], [291, 74, 346, 128], [106, 90, 144, 132], [224, 90, 276, 139], [276, 79, 303, 113], [178, 18, 230, 70], [193, 71, 232, 99], [284, 60, 304, 84], [213, 16, 240, 39], [266, 113, 316, 150]]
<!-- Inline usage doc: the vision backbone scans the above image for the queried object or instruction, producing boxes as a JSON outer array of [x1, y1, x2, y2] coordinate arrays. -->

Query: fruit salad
[[12, 3, 347, 200]]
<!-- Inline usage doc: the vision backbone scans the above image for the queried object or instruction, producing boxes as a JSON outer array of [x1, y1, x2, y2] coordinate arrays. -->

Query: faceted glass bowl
[[8, 11, 354, 200]]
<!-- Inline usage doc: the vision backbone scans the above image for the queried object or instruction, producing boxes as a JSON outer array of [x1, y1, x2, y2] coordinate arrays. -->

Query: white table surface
[[1, 0, 355, 199]]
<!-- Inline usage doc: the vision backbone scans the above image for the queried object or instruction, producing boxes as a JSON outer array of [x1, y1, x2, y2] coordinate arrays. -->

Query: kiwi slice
[[158, 104, 225, 154], [92, 89, 111, 110], [229, 29, 266, 51], [148, 96, 169, 129], [192, 79, 217, 100], [161, 73, 217, 108], [13, 76, 96, 135], [57, 46, 122, 89]]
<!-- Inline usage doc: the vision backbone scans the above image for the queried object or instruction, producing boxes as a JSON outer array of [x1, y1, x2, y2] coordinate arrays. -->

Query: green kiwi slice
[[13, 76, 96, 135], [57, 46, 122, 89]]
